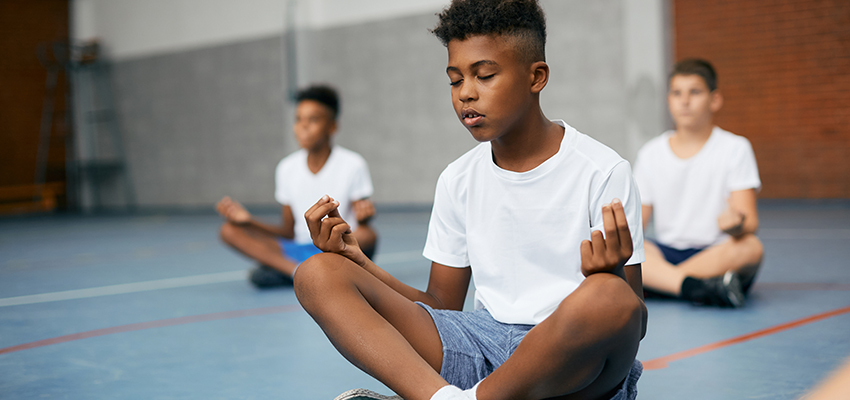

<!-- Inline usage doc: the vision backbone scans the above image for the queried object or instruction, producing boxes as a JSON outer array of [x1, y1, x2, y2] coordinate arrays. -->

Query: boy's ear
[[530, 61, 549, 94], [710, 90, 723, 113], [326, 118, 338, 137]]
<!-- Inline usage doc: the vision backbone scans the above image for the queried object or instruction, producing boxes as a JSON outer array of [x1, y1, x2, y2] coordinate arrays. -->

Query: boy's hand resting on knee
[[580, 198, 633, 278], [304, 195, 365, 265], [718, 203, 746, 237], [352, 199, 376, 225], [216, 196, 251, 224]]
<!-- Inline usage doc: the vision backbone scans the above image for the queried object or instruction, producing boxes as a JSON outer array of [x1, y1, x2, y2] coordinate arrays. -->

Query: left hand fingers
[[601, 202, 621, 259], [588, 199, 633, 268], [610, 198, 633, 258]]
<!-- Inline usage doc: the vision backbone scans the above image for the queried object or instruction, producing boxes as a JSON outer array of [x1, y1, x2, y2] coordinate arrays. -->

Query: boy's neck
[[670, 123, 714, 159], [490, 110, 563, 173], [306, 144, 332, 174]]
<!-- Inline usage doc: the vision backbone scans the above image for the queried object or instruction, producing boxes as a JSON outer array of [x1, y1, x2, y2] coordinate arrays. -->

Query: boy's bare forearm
[[723, 189, 759, 238], [350, 255, 468, 310], [355, 256, 438, 305], [624, 264, 647, 339], [721, 213, 759, 238], [245, 218, 294, 239]]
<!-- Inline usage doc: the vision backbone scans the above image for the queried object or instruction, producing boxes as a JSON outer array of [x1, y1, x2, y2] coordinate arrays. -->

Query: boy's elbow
[[749, 216, 760, 234]]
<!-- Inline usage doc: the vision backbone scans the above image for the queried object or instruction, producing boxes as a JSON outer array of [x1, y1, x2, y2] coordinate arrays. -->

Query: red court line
[[0, 304, 301, 356], [642, 305, 850, 370]]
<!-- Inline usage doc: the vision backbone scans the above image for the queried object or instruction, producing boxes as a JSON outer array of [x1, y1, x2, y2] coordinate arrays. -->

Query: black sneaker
[[334, 388, 402, 400], [248, 265, 293, 288], [701, 271, 745, 308]]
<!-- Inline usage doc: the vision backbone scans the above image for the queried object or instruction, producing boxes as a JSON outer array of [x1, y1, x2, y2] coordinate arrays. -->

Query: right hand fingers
[[216, 196, 232, 216], [353, 200, 375, 222], [317, 217, 351, 250], [304, 196, 341, 240]]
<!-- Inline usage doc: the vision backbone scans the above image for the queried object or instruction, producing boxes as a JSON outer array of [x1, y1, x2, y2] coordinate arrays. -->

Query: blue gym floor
[[2, 203, 849, 399]]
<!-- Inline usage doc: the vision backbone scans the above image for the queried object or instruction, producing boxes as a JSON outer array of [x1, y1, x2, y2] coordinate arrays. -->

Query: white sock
[[462, 381, 480, 400], [430, 382, 480, 400], [430, 385, 465, 400]]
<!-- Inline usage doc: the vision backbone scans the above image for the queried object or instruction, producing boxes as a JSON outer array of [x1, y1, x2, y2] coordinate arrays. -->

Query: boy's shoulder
[[636, 130, 674, 157], [441, 141, 489, 178], [330, 145, 368, 163], [711, 126, 752, 147], [277, 148, 307, 168], [278, 146, 368, 168], [567, 123, 629, 173], [440, 120, 628, 181]]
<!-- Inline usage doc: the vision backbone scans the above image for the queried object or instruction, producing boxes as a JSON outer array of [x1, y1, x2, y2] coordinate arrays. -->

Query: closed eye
[[449, 79, 462, 87], [479, 74, 495, 81]]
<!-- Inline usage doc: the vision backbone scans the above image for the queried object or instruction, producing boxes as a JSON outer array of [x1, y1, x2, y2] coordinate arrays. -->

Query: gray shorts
[[416, 302, 641, 399]]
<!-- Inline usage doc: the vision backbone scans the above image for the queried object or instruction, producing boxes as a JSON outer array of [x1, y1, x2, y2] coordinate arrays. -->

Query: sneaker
[[248, 265, 293, 288], [701, 271, 745, 308], [334, 388, 402, 400]]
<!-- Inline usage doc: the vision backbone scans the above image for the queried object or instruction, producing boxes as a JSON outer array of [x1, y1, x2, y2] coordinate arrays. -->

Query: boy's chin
[[464, 126, 496, 142], [469, 131, 495, 143], [674, 116, 712, 130]]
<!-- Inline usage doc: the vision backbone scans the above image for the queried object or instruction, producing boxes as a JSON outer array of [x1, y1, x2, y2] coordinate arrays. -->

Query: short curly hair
[[295, 85, 340, 119], [670, 59, 718, 92], [431, 0, 547, 63]]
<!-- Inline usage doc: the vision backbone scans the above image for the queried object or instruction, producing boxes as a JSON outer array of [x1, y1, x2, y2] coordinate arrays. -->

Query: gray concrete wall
[[108, 0, 670, 209], [113, 37, 289, 208]]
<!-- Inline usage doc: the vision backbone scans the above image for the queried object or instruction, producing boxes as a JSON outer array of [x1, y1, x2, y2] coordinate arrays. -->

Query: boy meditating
[[296, 1, 646, 399], [634, 59, 763, 307], [217, 85, 377, 287]]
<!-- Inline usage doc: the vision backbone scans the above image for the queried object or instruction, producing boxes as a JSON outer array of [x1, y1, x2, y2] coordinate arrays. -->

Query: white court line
[[0, 251, 424, 308], [0, 270, 247, 307]]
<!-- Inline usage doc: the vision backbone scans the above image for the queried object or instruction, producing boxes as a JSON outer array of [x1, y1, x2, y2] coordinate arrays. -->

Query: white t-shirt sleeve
[[423, 171, 469, 268], [274, 158, 290, 205], [632, 147, 653, 206], [728, 138, 761, 193], [349, 156, 374, 201], [588, 161, 645, 265]]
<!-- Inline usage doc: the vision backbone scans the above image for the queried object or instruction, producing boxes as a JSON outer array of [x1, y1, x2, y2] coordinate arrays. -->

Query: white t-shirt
[[275, 146, 374, 244], [633, 126, 761, 250], [423, 120, 645, 325]]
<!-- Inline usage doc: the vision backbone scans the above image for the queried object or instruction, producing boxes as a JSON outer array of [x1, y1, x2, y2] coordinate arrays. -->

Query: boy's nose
[[457, 84, 476, 103]]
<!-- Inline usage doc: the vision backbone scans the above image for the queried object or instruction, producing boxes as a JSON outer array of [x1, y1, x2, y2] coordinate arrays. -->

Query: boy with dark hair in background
[[634, 58, 763, 307], [297, 1, 645, 399], [217, 85, 377, 287]]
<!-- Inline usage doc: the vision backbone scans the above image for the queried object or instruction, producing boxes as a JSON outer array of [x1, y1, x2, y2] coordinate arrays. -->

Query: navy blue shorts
[[654, 241, 705, 265], [415, 302, 641, 399]]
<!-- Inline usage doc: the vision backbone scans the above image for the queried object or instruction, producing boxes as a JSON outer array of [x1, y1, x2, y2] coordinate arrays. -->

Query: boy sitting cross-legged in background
[[295, 1, 646, 399], [634, 59, 763, 307], [217, 85, 377, 287]]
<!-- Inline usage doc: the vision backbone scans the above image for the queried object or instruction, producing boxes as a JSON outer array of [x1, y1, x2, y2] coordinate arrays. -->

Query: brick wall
[[673, 0, 850, 198]]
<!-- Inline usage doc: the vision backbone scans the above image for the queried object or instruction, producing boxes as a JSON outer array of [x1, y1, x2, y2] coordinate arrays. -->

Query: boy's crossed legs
[[294, 253, 643, 400], [641, 234, 763, 305], [220, 222, 299, 276], [220, 220, 377, 284]]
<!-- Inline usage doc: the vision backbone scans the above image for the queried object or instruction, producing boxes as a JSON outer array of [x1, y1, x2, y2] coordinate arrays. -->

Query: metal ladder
[[38, 41, 135, 212]]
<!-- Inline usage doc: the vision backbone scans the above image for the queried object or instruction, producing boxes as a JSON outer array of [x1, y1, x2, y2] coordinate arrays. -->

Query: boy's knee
[[563, 275, 642, 335], [219, 222, 239, 243], [749, 235, 764, 261], [735, 234, 764, 264], [293, 252, 349, 302]]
